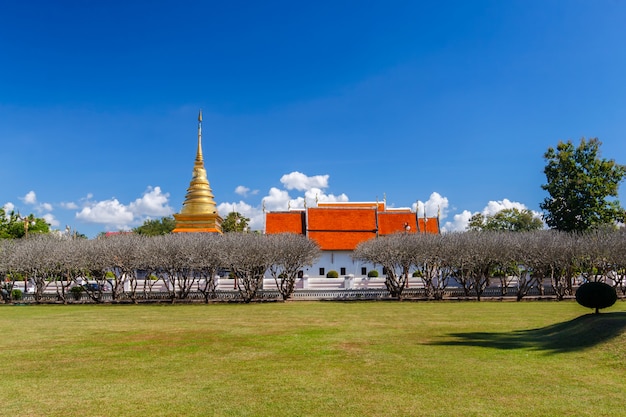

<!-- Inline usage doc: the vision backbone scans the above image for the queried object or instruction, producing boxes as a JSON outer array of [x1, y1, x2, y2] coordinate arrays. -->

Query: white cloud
[[42, 213, 60, 227], [75, 186, 173, 230], [414, 192, 449, 219], [60, 202, 79, 210], [76, 198, 134, 228], [261, 187, 292, 212], [235, 185, 250, 196], [218, 172, 351, 231], [280, 171, 329, 191], [441, 198, 543, 232], [128, 186, 173, 217], [481, 199, 528, 216], [217, 200, 265, 231], [234, 185, 259, 197], [3, 202, 15, 215], [442, 210, 472, 232], [16, 190, 56, 221], [22, 191, 37, 205]]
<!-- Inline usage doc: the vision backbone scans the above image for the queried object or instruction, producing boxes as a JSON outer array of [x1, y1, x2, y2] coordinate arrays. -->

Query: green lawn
[[1, 301, 625, 417]]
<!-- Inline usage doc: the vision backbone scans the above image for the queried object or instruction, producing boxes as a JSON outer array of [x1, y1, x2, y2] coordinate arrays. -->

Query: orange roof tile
[[418, 217, 440, 234], [265, 211, 305, 235], [308, 230, 377, 251], [307, 207, 377, 232], [378, 212, 418, 235]]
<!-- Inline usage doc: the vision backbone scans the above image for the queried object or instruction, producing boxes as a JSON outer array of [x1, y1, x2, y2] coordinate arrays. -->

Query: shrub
[[412, 271, 423, 278], [70, 286, 84, 301], [326, 270, 339, 278], [575, 281, 617, 314], [11, 289, 23, 301], [367, 270, 379, 278]]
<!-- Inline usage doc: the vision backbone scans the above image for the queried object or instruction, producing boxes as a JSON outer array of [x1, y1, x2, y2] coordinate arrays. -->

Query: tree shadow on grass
[[428, 312, 626, 354]]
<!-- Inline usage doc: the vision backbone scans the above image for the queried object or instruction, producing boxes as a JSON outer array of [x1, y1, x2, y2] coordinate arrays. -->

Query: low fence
[[14, 283, 562, 304]]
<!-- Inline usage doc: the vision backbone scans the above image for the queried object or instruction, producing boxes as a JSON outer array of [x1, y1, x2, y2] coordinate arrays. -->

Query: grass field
[[1, 300, 625, 417]]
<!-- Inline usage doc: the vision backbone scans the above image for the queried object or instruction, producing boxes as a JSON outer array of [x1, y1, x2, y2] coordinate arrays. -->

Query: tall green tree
[[467, 208, 544, 232], [0, 209, 50, 239], [540, 138, 626, 232], [133, 216, 175, 236], [221, 212, 250, 233]]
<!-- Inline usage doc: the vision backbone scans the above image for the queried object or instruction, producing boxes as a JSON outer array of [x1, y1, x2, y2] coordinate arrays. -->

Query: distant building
[[173, 111, 223, 234], [265, 201, 439, 278]]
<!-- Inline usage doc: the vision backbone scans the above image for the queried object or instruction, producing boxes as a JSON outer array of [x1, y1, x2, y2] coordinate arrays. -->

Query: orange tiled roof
[[378, 212, 418, 235], [265, 211, 305, 235], [307, 207, 378, 251], [264, 203, 440, 251], [418, 217, 440, 234], [307, 207, 377, 232], [308, 230, 377, 251]]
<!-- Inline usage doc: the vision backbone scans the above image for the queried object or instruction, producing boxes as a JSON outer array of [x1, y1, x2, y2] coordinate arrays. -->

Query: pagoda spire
[[197, 110, 203, 161], [172, 110, 223, 233]]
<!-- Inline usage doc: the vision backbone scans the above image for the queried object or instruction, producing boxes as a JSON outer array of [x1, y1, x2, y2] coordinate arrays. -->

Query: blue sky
[[2, 1, 626, 238]]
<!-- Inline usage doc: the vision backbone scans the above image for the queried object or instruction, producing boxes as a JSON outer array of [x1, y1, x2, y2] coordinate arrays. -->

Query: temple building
[[173, 111, 223, 233], [265, 201, 439, 278]]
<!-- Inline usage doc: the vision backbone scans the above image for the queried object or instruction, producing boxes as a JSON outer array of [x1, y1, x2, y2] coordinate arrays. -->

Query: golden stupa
[[173, 110, 223, 233]]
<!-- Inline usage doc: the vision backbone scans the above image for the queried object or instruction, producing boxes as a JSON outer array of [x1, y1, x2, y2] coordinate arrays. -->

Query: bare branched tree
[[193, 233, 223, 303], [0, 239, 17, 302], [353, 233, 414, 299], [97, 234, 144, 303], [221, 233, 273, 303], [266, 233, 320, 300], [409, 233, 449, 300]]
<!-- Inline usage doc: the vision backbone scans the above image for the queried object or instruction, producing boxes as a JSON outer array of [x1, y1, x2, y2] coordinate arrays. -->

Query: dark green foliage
[[326, 270, 339, 278], [133, 216, 175, 235], [367, 270, 379, 278], [468, 208, 543, 232], [221, 212, 250, 232], [0, 208, 50, 239], [11, 289, 22, 300], [541, 138, 626, 232], [70, 286, 84, 300], [575, 281, 617, 314]]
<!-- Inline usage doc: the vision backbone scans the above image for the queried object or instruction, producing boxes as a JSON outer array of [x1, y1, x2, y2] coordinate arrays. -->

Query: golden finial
[[262, 199, 266, 213], [198, 109, 203, 122]]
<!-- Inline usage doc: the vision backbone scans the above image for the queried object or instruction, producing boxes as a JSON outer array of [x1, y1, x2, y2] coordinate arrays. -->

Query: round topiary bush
[[11, 289, 23, 301], [367, 270, 379, 278], [575, 281, 617, 314], [326, 270, 339, 278], [70, 286, 84, 301]]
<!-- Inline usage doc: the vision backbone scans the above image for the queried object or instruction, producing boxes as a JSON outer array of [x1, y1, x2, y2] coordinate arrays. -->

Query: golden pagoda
[[173, 110, 223, 233]]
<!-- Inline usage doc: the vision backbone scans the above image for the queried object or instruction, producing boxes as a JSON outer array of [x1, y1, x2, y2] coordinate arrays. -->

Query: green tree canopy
[[133, 216, 175, 236], [0, 209, 50, 239], [540, 138, 626, 232], [467, 208, 544, 232], [221, 212, 250, 233]]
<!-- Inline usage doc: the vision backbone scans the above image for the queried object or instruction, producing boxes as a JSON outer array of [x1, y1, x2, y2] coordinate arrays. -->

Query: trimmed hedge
[[575, 281, 617, 314], [326, 270, 339, 278]]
